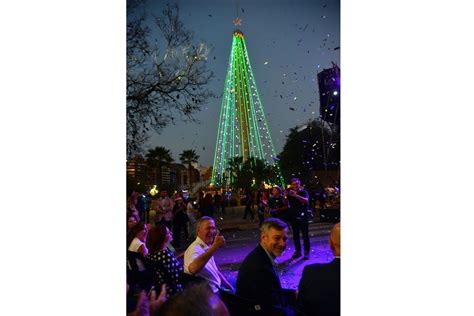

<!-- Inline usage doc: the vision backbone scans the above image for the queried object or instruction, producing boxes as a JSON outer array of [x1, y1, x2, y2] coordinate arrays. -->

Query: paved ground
[[172, 206, 339, 290]]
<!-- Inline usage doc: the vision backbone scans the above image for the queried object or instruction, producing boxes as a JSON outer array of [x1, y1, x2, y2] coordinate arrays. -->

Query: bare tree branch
[[127, 0, 215, 157]]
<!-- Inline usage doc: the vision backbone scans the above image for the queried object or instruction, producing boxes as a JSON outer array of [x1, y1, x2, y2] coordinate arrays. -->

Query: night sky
[[142, 0, 340, 166]]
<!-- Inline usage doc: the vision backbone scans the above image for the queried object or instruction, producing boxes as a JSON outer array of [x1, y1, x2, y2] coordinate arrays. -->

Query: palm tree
[[146, 146, 173, 187], [179, 149, 200, 188]]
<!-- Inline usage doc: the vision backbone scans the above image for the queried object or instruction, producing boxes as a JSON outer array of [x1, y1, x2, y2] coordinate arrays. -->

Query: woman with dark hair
[[127, 213, 140, 247], [145, 224, 184, 298], [127, 213, 139, 231], [128, 221, 149, 256]]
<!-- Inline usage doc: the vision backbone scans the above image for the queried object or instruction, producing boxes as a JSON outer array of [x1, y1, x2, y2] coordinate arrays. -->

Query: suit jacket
[[236, 244, 288, 312], [297, 258, 340, 316]]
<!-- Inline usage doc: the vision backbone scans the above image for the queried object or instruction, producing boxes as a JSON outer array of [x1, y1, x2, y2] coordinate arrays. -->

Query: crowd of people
[[126, 178, 340, 316]]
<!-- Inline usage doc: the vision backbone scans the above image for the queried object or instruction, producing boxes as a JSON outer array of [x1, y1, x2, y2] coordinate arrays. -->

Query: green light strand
[[219, 40, 236, 183], [239, 37, 265, 161], [212, 37, 235, 186], [211, 68, 228, 185], [242, 39, 285, 187], [236, 37, 255, 162], [212, 31, 285, 187]]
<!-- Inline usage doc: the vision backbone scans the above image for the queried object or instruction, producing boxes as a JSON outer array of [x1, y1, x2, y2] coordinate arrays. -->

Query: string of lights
[[211, 30, 284, 187]]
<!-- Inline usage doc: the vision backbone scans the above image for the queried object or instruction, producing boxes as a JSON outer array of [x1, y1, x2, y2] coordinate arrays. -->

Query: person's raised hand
[[149, 284, 167, 316], [129, 290, 149, 316], [212, 230, 226, 249]]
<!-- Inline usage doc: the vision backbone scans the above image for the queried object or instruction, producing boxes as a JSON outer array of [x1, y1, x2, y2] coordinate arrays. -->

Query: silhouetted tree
[[179, 149, 200, 187], [279, 119, 340, 184], [145, 146, 174, 186], [127, 0, 214, 156]]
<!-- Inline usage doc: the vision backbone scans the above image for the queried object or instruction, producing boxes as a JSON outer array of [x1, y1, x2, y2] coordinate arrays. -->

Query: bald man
[[296, 223, 340, 316]]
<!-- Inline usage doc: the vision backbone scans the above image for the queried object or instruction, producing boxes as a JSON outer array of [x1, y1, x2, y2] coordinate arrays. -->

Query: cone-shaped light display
[[211, 30, 284, 187]]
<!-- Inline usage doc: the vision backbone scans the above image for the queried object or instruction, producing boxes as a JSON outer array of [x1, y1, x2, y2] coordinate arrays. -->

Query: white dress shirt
[[184, 237, 221, 293]]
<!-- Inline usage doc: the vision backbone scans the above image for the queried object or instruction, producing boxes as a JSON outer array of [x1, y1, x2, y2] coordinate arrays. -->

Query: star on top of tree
[[233, 17, 242, 26]]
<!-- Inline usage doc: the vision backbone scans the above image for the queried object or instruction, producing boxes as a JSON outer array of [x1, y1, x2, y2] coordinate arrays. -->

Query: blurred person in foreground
[[236, 218, 296, 316], [184, 216, 234, 294], [297, 223, 340, 316], [159, 283, 229, 316], [127, 284, 167, 316]]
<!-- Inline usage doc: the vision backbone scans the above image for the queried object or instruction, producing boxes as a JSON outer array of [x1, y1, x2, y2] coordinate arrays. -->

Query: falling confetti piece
[[264, 61, 268, 65], [289, 107, 295, 111], [208, 14, 213, 17]]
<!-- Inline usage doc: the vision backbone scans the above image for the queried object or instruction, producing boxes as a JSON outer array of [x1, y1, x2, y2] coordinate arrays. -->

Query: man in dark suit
[[236, 218, 295, 316], [297, 223, 340, 316]]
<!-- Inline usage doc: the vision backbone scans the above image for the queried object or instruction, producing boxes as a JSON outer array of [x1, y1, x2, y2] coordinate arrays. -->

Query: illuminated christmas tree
[[211, 19, 284, 187]]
